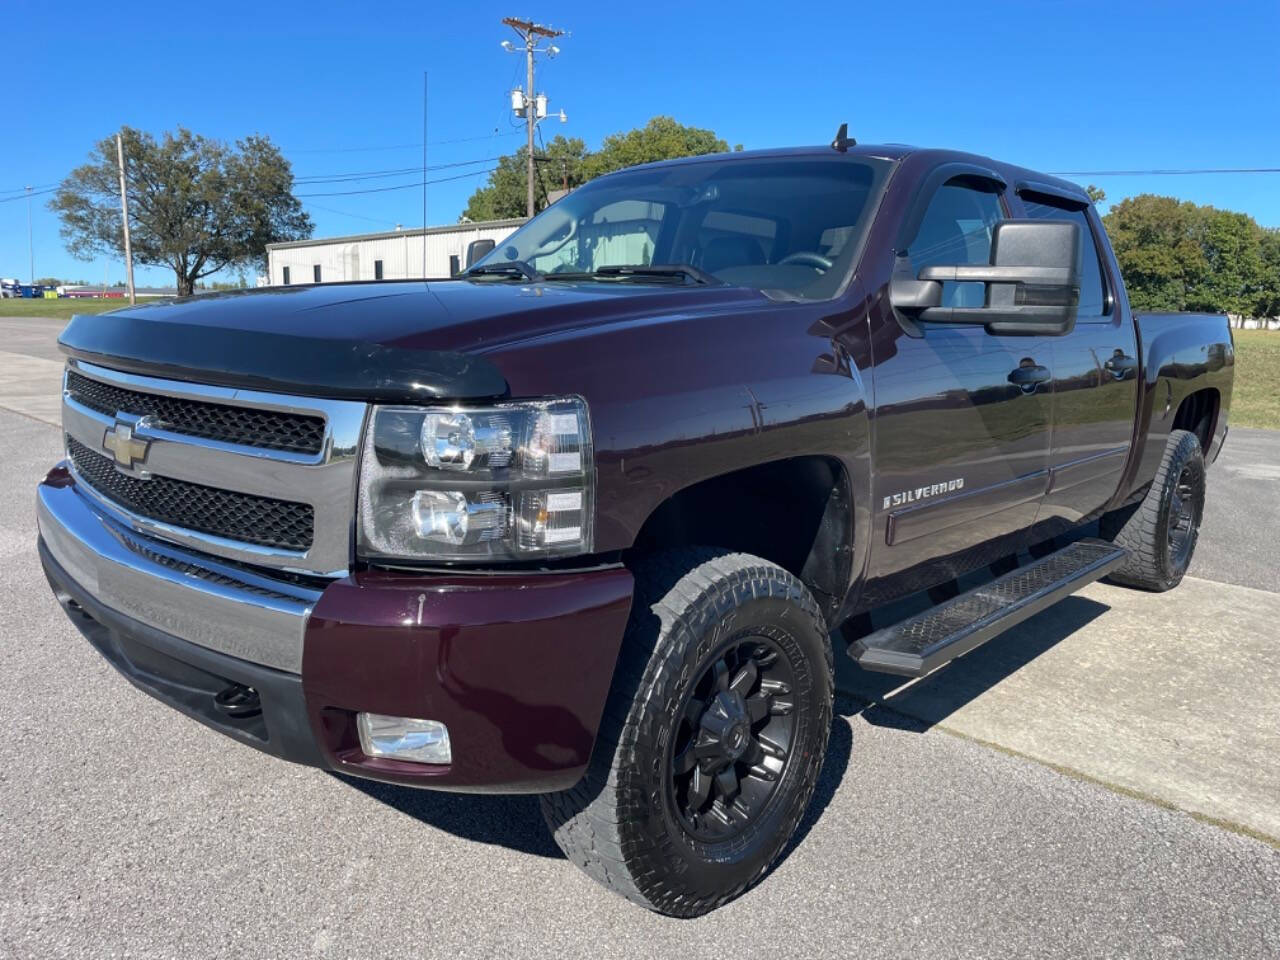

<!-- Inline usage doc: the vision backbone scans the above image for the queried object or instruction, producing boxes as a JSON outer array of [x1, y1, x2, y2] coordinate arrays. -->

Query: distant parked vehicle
[[0, 278, 20, 298]]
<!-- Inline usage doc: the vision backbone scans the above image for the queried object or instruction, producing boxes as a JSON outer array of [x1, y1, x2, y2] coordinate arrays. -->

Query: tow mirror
[[465, 238, 496, 268], [890, 220, 1081, 336]]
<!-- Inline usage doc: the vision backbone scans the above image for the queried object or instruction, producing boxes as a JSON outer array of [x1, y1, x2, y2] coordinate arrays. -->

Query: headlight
[[357, 397, 594, 562]]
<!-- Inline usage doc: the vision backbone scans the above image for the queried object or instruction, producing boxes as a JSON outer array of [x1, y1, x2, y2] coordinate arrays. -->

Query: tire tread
[[540, 548, 833, 917]]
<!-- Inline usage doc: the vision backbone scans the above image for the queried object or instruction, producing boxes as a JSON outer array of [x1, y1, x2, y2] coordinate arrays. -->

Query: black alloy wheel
[[1166, 462, 1201, 570], [540, 549, 834, 917], [668, 637, 796, 841]]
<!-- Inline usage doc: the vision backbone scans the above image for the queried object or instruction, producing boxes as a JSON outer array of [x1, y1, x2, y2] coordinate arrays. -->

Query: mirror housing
[[465, 238, 496, 269], [890, 220, 1081, 336]]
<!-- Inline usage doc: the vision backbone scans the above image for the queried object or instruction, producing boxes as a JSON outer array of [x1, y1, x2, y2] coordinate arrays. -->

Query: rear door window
[[1020, 198, 1108, 319]]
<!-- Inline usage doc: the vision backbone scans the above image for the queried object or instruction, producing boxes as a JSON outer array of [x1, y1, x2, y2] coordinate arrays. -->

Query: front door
[[864, 176, 1054, 601], [1014, 191, 1139, 530]]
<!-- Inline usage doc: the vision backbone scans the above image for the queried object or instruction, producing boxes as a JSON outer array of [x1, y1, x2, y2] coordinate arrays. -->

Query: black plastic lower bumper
[[40, 537, 326, 768]]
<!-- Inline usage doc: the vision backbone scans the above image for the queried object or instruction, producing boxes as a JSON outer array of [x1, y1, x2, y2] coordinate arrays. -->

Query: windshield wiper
[[464, 260, 544, 282], [589, 264, 725, 286]]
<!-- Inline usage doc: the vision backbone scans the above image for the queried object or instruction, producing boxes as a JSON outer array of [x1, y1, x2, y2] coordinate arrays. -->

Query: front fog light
[[357, 713, 452, 765]]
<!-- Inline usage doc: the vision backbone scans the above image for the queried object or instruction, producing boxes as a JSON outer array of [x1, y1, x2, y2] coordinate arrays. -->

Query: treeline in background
[[1103, 195, 1280, 320]]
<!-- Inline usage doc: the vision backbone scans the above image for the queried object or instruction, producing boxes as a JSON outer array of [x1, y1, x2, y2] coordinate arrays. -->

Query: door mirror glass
[[465, 238, 496, 268]]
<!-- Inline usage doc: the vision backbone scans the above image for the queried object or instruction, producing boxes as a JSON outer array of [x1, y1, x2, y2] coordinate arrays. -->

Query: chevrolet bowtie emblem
[[102, 420, 150, 470]]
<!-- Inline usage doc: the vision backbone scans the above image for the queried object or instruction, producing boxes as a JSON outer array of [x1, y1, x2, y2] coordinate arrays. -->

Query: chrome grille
[[66, 369, 326, 454], [61, 360, 367, 576], [67, 437, 314, 551]]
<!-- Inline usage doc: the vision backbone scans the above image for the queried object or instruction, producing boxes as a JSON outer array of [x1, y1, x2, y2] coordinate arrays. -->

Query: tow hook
[[213, 683, 262, 719]]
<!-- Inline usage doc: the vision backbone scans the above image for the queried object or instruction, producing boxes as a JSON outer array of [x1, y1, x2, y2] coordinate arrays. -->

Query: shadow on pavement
[[333, 711, 858, 865], [326, 591, 1105, 865], [835, 593, 1111, 731], [333, 773, 564, 858]]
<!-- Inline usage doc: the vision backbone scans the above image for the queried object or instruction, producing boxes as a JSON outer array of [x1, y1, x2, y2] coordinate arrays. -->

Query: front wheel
[[1101, 429, 1206, 591], [540, 549, 834, 917]]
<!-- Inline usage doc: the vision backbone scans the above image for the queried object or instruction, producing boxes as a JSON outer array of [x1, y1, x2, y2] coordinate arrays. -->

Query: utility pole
[[25, 185, 34, 286], [501, 17, 564, 218], [115, 134, 136, 305], [430, 69, 435, 280]]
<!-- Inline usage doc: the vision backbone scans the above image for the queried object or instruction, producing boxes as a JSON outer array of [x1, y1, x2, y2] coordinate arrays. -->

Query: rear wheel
[[540, 549, 833, 917], [1101, 429, 1205, 591]]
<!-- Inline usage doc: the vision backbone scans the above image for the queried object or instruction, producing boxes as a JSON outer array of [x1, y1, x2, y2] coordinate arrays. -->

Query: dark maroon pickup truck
[[38, 136, 1233, 917]]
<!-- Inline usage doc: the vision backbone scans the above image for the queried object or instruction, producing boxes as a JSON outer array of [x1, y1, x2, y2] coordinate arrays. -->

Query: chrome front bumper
[[37, 473, 322, 673]]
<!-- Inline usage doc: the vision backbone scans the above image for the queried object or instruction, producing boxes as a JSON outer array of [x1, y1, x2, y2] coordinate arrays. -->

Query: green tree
[[51, 126, 312, 296], [1187, 209, 1265, 315], [581, 116, 732, 179], [1085, 184, 1107, 204], [1103, 195, 1209, 311], [461, 118, 735, 220], [1254, 228, 1280, 318], [1103, 194, 1280, 316], [463, 136, 588, 221]]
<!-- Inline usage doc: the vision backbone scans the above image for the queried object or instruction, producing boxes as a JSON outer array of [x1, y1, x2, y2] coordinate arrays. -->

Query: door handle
[[1008, 363, 1051, 394], [1104, 354, 1138, 379]]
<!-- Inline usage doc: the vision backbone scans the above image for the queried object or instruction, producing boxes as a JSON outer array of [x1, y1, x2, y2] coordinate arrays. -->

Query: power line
[[293, 156, 502, 184], [0, 181, 58, 197], [285, 131, 520, 154], [1048, 167, 1280, 176], [303, 200, 399, 226], [0, 186, 55, 204], [294, 167, 496, 198]]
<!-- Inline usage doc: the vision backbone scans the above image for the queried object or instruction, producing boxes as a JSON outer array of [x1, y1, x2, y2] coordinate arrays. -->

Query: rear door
[[1014, 188, 1138, 529], [866, 172, 1054, 591]]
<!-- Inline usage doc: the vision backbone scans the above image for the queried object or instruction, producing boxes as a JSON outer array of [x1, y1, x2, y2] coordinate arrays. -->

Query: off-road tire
[[1101, 429, 1206, 591], [539, 548, 834, 917]]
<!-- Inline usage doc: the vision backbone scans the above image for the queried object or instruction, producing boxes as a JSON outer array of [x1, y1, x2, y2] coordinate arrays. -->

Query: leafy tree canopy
[[51, 126, 311, 296], [1103, 195, 1279, 317], [462, 117, 738, 221], [463, 136, 589, 222]]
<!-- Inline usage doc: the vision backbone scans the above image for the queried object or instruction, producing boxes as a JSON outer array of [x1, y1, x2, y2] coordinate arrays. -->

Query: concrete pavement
[[836, 574, 1280, 841]]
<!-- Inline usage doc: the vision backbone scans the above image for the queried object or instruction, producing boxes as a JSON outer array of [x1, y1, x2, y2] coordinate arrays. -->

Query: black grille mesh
[[66, 371, 325, 455], [68, 436, 314, 551]]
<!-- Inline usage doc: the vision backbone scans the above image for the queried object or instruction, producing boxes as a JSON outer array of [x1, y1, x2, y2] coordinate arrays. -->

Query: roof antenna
[[831, 122, 855, 152]]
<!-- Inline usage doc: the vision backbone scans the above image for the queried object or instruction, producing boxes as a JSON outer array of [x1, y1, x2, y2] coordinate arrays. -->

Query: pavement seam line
[[836, 692, 1280, 851], [0, 403, 59, 429]]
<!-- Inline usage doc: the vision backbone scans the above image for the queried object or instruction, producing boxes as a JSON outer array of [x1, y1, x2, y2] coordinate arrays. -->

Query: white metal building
[[264, 219, 526, 286]]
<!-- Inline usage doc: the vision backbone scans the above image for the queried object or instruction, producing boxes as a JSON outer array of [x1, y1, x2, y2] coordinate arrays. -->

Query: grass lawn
[[1231, 329, 1280, 430], [0, 298, 163, 320]]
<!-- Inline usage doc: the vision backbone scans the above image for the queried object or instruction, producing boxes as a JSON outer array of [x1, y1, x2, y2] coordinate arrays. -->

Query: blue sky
[[2, 0, 1277, 287]]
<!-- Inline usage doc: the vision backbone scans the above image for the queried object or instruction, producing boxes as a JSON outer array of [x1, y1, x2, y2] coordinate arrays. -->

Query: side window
[[1021, 199, 1106, 319], [282, 266, 290, 286], [909, 182, 1003, 308]]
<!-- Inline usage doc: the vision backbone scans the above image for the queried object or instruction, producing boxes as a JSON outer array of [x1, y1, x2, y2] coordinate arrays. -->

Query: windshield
[[470, 155, 892, 300]]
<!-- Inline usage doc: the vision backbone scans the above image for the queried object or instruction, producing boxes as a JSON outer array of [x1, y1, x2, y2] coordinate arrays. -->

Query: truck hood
[[58, 279, 765, 402]]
